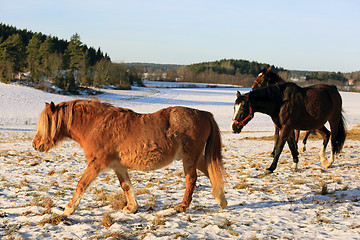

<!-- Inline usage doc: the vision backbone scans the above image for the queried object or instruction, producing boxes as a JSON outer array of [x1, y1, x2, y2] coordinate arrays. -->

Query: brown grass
[[100, 212, 114, 227], [39, 214, 69, 226]]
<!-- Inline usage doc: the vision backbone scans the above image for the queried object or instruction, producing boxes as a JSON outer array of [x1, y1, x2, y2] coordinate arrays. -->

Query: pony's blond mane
[[36, 99, 102, 142]]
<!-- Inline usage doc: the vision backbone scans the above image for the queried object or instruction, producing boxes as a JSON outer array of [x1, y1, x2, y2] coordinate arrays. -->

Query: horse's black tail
[[333, 110, 346, 154]]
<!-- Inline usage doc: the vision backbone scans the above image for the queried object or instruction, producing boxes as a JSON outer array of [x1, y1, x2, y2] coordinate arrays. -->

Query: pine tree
[[39, 36, 54, 76], [0, 33, 25, 72], [67, 33, 84, 71], [26, 33, 42, 82]]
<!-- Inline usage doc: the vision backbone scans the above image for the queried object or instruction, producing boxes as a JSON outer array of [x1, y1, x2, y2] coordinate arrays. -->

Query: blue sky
[[2, 0, 359, 72]]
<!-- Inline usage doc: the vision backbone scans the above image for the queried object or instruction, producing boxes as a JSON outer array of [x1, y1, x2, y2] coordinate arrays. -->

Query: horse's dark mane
[[268, 71, 286, 85], [249, 83, 284, 102]]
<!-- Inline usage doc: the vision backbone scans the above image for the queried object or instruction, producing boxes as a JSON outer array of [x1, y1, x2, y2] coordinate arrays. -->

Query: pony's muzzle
[[33, 142, 44, 152]]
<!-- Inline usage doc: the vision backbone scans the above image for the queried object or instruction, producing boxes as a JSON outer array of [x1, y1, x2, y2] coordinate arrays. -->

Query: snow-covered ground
[[0, 81, 359, 239]]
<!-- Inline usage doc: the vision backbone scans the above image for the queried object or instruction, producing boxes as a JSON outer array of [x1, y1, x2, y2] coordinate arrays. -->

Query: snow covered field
[[0, 81, 359, 239]]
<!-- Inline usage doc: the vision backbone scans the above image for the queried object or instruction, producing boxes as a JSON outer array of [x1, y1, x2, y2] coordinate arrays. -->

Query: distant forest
[[0, 23, 140, 93], [140, 59, 358, 88]]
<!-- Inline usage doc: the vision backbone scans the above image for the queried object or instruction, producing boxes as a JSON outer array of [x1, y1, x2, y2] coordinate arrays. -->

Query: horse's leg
[[114, 168, 138, 213], [64, 159, 106, 215], [287, 131, 299, 171], [294, 130, 300, 144], [175, 157, 198, 212], [271, 125, 280, 157], [299, 131, 311, 153], [266, 127, 291, 173], [315, 126, 331, 167]]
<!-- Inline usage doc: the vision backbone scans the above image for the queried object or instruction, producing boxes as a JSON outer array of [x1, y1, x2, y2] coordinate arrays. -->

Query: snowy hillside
[[0, 82, 359, 239]]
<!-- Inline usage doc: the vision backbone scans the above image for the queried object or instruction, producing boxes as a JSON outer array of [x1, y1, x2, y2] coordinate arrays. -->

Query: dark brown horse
[[252, 67, 329, 154], [232, 82, 346, 173], [33, 99, 227, 215]]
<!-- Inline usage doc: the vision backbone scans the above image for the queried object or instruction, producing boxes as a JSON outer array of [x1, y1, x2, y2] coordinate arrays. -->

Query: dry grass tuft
[[234, 178, 250, 190], [100, 212, 114, 227], [319, 183, 329, 195], [152, 216, 166, 226], [39, 214, 69, 226], [108, 192, 127, 211]]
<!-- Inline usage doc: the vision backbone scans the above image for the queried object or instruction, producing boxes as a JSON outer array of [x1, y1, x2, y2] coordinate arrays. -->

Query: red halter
[[232, 106, 253, 127]]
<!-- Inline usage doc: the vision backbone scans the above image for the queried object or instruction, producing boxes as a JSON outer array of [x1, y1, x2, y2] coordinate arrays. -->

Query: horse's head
[[33, 102, 65, 152], [252, 66, 272, 89], [232, 91, 253, 134]]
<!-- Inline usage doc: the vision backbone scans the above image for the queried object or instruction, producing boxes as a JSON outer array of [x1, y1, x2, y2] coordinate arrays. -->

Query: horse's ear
[[236, 91, 241, 98], [267, 66, 272, 72]]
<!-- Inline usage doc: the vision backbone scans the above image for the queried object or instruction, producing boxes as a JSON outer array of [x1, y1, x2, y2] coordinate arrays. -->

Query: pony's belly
[[119, 145, 181, 171]]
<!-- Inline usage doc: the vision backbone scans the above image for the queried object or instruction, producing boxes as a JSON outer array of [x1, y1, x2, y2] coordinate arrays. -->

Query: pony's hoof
[[217, 198, 228, 209], [63, 206, 74, 216], [174, 204, 189, 212], [324, 163, 333, 170], [264, 169, 273, 175], [122, 205, 137, 214]]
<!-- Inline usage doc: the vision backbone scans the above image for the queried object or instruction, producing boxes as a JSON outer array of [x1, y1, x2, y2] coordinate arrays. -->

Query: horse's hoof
[[264, 169, 273, 175], [321, 159, 328, 168]]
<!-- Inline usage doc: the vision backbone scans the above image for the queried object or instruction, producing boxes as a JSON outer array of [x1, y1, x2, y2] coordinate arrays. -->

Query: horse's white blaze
[[233, 103, 241, 120], [231, 103, 241, 129], [258, 73, 263, 77]]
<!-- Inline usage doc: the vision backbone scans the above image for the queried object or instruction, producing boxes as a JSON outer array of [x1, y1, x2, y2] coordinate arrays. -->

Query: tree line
[[0, 23, 140, 93], [173, 59, 285, 86]]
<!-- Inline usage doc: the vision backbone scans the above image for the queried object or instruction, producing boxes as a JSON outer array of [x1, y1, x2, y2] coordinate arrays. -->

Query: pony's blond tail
[[205, 113, 227, 209]]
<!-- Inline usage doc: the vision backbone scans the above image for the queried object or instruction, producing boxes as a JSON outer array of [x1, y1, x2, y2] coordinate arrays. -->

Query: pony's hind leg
[[175, 157, 198, 212], [64, 159, 106, 215], [114, 168, 138, 213]]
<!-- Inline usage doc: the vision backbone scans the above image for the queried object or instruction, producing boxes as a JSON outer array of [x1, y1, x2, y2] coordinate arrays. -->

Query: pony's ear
[[45, 102, 56, 112], [267, 66, 272, 72], [236, 91, 241, 98]]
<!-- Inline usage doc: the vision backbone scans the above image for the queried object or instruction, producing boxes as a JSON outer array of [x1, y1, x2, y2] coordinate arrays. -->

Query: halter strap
[[232, 106, 253, 127], [252, 79, 263, 88]]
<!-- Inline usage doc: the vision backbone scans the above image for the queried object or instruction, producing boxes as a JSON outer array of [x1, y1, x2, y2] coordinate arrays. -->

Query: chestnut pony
[[252, 67, 330, 155], [33, 99, 227, 215], [232, 82, 346, 173]]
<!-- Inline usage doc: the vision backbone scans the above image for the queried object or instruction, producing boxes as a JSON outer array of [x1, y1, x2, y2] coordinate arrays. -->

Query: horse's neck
[[250, 92, 281, 117], [269, 73, 285, 85]]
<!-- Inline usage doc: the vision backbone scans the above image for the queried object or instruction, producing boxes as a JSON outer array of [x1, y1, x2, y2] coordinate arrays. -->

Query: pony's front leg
[[114, 168, 138, 213], [175, 161, 197, 212], [64, 159, 105, 215]]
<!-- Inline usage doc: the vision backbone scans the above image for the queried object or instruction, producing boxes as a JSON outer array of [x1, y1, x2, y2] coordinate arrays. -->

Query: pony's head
[[33, 101, 69, 152], [232, 91, 253, 134]]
